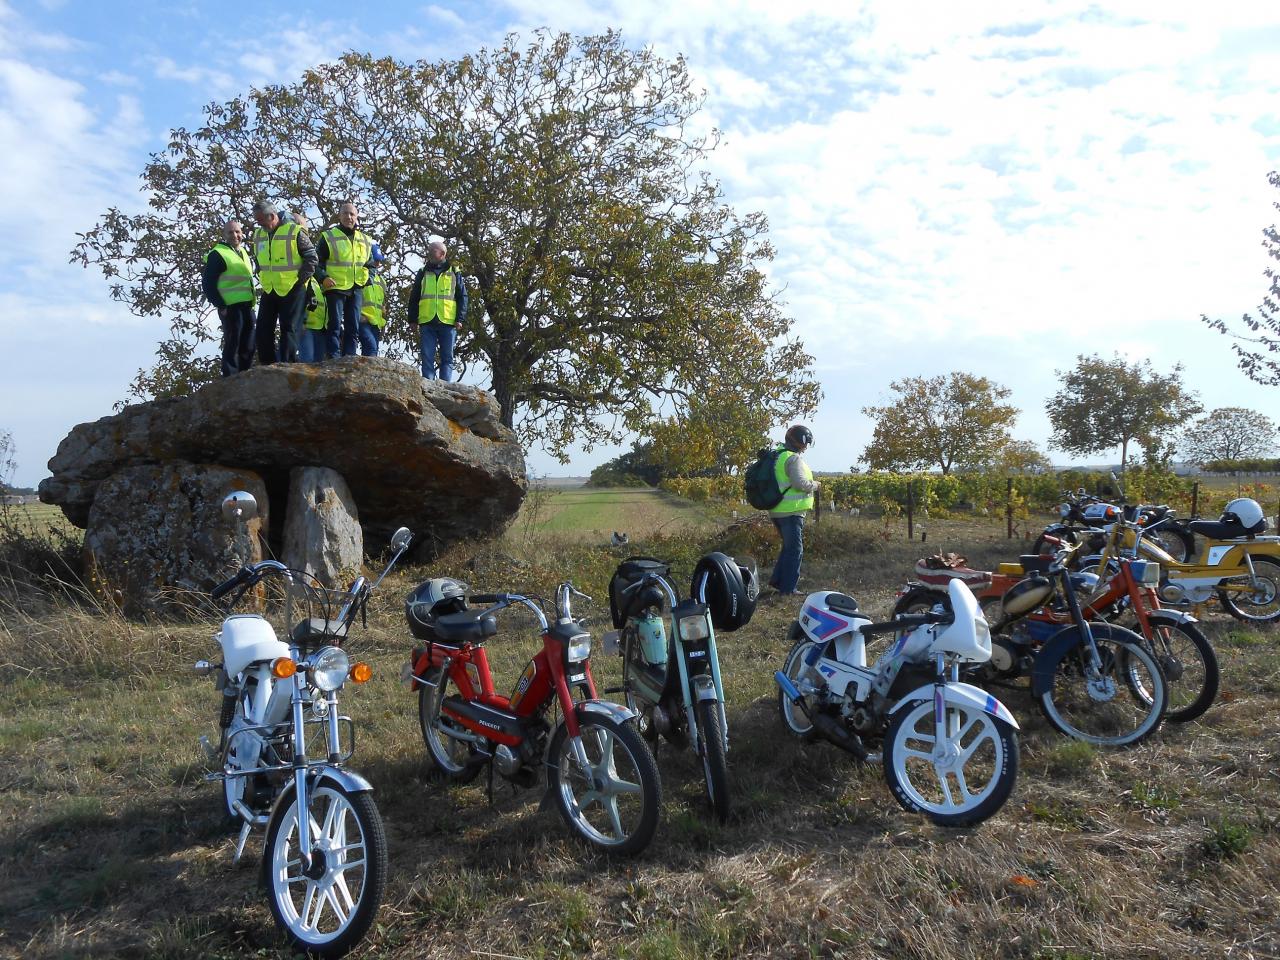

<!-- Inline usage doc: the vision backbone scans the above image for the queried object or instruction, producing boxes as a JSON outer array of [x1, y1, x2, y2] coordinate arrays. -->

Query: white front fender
[[890, 681, 1020, 729]]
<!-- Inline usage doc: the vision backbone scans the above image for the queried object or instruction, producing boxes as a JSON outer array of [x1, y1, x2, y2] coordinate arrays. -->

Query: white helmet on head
[[1223, 498, 1265, 532]]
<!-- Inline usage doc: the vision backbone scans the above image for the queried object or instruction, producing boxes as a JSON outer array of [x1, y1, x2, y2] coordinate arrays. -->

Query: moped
[[195, 491, 411, 957], [603, 552, 756, 823], [775, 578, 1020, 827], [403, 580, 661, 855]]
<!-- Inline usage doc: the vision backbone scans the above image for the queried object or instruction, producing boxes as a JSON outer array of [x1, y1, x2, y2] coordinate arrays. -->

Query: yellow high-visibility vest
[[253, 222, 302, 295], [769, 450, 814, 515], [304, 278, 327, 331], [208, 243, 255, 306], [417, 267, 460, 325], [360, 275, 386, 328], [321, 227, 371, 290]]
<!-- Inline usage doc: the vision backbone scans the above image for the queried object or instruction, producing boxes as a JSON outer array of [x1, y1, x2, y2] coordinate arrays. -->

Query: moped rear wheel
[[777, 631, 819, 741], [548, 714, 660, 856], [1038, 631, 1166, 747], [264, 783, 387, 958], [883, 698, 1018, 827], [418, 666, 483, 783], [1217, 557, 1280, 624], [696, 699, 731, 823], [1132, 619, 1218, 723]]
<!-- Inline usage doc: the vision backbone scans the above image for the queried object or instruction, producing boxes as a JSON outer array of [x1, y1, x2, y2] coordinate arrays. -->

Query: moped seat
[[1188, 517, 1260, 541], [824, 592, 861, 616], [428, 611, 499, 645]]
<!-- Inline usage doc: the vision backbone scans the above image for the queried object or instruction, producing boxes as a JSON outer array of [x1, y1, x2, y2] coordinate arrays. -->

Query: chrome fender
[[1030, 622, 1143, 697], [1147, 609, 1197, 627], [259, 766, 375, 876], [575, 698, 638, 725], [890, 681, 1020, 729], [690, 674, 718, 702]]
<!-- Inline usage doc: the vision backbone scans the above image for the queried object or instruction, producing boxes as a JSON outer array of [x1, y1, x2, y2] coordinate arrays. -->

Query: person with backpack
[[766, 425, 819, 597]]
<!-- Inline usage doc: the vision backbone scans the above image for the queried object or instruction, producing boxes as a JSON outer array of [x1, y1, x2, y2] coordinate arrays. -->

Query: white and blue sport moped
[[775, 578, 1019, 827]]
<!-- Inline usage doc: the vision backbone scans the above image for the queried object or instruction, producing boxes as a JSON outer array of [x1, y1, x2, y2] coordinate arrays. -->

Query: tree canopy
[[1179, 407, 1279, 465], [72, 31, 819, 458], [1202, 170, 1280, 386], [1046, 354, 1201, 471], [859, 373, 1020, 475]]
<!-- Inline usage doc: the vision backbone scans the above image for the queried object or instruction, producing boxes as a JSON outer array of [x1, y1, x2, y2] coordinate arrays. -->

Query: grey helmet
[[1222, 498, 1265, 532]]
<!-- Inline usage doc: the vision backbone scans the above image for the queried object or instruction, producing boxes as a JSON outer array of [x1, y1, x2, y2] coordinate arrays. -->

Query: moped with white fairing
[[194, 491, 412, 958], [775, 578, 1019, 826]]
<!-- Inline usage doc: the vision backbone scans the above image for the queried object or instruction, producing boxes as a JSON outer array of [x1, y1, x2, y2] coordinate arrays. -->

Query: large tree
[[646, 391, 772, 477], [1202, 170, 1280, 386], [1179, 407, 1279, 465], [859, 373, 1020, 475], [1046, 354, 1201, 471], [72, 32, 819, 457]]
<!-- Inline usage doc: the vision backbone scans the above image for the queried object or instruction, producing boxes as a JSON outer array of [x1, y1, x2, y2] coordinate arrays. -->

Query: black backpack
[[743, 447, 789, 510]]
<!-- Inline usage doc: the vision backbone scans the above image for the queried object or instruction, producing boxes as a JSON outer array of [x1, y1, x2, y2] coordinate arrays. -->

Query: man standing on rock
[[252, 199, 317, 364], [316, 200, 373, 358], [411, 234, 467, 381], [202, 219, 257, 376]]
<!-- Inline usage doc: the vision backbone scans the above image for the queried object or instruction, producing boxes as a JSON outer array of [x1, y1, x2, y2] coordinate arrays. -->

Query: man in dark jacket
[[201, 219, 256, 376], [410, 234, 468, 381]]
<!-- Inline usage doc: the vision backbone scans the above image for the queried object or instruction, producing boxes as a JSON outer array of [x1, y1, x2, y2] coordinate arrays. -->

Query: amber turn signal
[[271, 657, 298, 679], [350, 662, 373, 684]]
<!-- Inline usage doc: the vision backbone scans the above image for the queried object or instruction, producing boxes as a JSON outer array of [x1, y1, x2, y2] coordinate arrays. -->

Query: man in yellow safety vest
[[201, 219, 256, 376], [766, 425, 820, 596], [316, 200, 374, 358], [251, 199, 317, 364], [410, 234, 468, 381], [357, 244, 387, 356]]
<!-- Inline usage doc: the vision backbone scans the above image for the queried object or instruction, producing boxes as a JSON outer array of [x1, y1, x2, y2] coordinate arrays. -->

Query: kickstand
[[232, 820, 253, 866], [487, 756, 495, 806]]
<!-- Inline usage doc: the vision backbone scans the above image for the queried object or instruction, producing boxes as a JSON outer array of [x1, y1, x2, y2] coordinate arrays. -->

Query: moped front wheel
[[264, 783, 387, 958], [418, 665, 484, 783], [1217, 557, 1280, 624], [548, 714, 661, 856], [883, 697, 1018, 827], [695, 699, 731, 823], [1038, 631, 1166, 747]]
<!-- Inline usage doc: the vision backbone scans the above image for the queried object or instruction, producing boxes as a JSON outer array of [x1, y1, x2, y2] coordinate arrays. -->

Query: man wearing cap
[[767, 425, 820, 597], [201, 219, 256, 376], [410, 234, 468, 381], [251, 199, 317, 364], [316, 200, 373, 358], [356, 244, 387, 356]]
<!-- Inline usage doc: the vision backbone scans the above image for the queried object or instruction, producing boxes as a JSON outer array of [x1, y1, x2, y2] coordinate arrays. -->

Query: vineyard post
[[906, 480, 914, 541], [1006, 477, 1013, 539]]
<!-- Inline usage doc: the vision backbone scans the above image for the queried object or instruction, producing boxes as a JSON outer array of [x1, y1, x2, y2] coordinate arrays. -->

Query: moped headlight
[[310, 646, 351, 692], [566, 633, 592, 663], [678, 615, 710, 641], [1058, 503, 1070, 519]]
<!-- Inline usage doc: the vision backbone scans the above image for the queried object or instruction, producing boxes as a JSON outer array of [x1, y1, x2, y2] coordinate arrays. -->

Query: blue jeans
[[419, 322, 456, 380], [358, 322, 381, 357], [325, 289, 363, 357], [769, 514, 805, 593], [297, 329, 329, 363]]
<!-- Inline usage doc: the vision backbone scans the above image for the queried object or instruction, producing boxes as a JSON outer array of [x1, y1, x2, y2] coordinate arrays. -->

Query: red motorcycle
[[401, 580, 661, 855]]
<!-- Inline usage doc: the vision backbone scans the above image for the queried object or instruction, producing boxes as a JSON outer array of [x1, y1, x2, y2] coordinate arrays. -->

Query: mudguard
[[1147, 609, 1196, 627], [259, 766, 375, 875], [690, 674, 718, 702], [1030, 621, 1144, 697], [889, 681, 1020, 729], [576, 699, 638, 725]]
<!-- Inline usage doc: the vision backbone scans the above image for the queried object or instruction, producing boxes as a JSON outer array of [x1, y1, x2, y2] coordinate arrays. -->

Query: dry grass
[[1, 514, 1278, 959]]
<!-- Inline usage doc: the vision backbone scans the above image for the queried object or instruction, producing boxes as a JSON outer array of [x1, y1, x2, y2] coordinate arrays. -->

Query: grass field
[[1, 494, 1279, 958], [513, 486, 727, 540]]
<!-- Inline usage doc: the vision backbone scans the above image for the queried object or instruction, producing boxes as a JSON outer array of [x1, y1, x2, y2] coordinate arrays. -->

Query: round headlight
[[1058, 503, 1070, 519], [310, 646, 351, 692]]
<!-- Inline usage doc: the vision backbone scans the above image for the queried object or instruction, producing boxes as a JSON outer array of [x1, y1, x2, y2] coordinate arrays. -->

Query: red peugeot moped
[[401, 580, 661, 856]]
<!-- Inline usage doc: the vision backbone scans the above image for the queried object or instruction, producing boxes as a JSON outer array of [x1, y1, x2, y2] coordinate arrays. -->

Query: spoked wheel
[[1218, 557, 1280, 624], [1147, 527, 1195, 563], [1133, 619, 1218, 723], [695, 699, 731, 823], [418, 665, 483, 783], [883, 698, 1019, 827], [264, 783, 387, 958], [548, 714, 661, 856], [777, 632, 819, 740], [1037, 626, 1166, 747], [1033, 528, 1080, 556]]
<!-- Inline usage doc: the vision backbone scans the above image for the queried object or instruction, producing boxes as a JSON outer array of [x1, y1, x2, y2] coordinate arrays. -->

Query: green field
[[515, 485, 726, 539]]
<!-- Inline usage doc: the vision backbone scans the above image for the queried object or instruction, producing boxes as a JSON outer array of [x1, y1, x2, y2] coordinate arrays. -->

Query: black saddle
[[424, 610, 499, 645], [1188, 517, 1262, 541], [825, 592, 860, 616]]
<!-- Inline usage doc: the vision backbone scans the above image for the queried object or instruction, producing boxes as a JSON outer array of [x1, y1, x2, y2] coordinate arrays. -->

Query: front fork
[[932, 654, 960, 747], [289, 679, 343, 870]]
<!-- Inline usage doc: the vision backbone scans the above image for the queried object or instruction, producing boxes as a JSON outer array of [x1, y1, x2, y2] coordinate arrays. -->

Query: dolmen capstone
[[39, 358, 527, 616]]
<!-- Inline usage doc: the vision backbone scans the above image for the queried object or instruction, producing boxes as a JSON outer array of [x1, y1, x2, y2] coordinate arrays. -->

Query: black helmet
[[405, 578, 469, 641], [785, 424, 814, 449]]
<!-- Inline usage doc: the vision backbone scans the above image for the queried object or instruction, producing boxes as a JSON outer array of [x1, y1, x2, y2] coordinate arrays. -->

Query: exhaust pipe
[[775, 671, 869, 761]]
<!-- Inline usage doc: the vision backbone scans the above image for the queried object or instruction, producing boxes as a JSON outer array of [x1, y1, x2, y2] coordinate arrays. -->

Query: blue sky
[[3, 0, 1280, 487]]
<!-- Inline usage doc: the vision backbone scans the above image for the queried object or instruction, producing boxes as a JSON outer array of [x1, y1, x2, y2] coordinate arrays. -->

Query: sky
[[3, 0, 1279, 489]]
